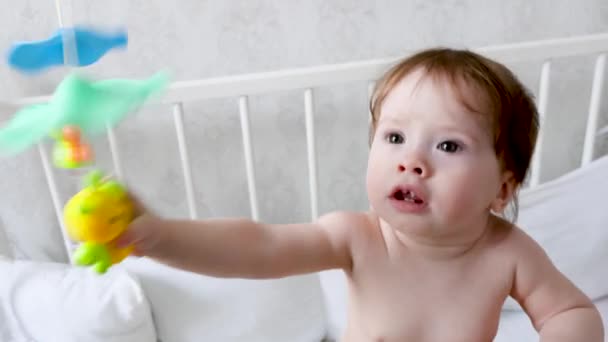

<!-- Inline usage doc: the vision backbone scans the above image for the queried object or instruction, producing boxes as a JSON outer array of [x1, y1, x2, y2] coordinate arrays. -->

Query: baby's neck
[[378, 215, 496, 260]]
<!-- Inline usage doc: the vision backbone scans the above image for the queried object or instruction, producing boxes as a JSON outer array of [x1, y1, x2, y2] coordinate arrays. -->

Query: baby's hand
[[114, 193, 166, 257]]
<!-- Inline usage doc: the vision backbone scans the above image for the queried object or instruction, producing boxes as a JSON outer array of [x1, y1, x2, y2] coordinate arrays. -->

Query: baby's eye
[[385, 132, 404, 144], [437, 141, 461, 153]]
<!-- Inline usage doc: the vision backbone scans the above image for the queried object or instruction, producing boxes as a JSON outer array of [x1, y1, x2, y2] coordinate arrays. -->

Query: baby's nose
[[397, 156, 428, 177], [398, 164, 424, 175]]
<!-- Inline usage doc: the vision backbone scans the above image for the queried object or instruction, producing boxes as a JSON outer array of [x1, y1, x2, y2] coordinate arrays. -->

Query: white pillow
[[122, 258, 327, 342], [503, 154, 608, 310], [0, 258, 157, 342]]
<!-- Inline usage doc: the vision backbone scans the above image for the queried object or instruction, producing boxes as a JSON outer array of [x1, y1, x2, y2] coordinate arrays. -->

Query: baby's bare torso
[[341, 216, 515, 342]]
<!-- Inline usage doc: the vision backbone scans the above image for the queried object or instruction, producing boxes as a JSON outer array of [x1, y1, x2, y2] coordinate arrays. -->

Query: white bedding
[[0, 255, 327, 342], [121, 258, 328, 342], [0, 257, 157, 342]]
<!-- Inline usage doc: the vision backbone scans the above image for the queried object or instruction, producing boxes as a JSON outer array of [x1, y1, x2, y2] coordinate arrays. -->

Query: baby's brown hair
[[369, 48, 539, 217]]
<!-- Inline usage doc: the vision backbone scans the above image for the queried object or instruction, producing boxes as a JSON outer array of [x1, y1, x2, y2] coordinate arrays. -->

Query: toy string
[[53, 0, 89, 180], [54, 0, 79, 67]]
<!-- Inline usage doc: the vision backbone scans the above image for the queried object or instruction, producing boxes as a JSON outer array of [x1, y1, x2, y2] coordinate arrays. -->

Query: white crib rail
[[13, 33, 608, 108], [173, 102, 198, 220], [238, 96, 260, 221], [36, 143, 73, 263], [304, 89, 319, 221], [106, 124, 124, 182], [582, 53, 606, 167], [7, 33, 608, 261], [529, 61, 552, 187]]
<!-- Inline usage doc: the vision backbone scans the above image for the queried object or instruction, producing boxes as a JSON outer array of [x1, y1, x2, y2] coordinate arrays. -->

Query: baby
[[118, 48, 603, 341]]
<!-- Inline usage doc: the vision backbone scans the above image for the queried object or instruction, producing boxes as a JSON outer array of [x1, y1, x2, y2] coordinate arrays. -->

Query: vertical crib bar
[[238, 96, 260, 221], [581, 53, 606, 166], [38, 143, 73, 263], [304, 89, 319, 220], [173, 102, 198, 219], [529, 60, 551, 187], [106, 125, 124, 181]]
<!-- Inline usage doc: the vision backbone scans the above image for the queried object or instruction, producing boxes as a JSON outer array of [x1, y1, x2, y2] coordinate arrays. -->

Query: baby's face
[[366, 69, 506, 239]]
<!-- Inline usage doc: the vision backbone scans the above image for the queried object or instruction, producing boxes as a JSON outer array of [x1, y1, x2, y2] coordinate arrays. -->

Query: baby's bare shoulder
[[486, 216, 544, 257], [314, 211, 378, 273], [317, 210, 378, 246], [317, 210, 374, 229]]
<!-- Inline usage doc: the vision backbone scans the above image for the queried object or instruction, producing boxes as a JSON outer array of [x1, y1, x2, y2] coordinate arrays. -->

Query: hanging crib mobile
[[0, 0, 168, 273]]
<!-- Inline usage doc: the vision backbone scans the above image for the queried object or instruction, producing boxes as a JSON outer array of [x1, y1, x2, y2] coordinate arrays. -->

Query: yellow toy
[[64, 170, 135, 274]]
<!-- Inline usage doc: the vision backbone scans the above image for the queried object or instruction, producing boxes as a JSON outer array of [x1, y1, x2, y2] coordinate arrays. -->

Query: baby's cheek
[[434, 169, 479, 199], [365, 173, 378, 199], [443, 170, 497, 212], [365, 170, 385, 206]]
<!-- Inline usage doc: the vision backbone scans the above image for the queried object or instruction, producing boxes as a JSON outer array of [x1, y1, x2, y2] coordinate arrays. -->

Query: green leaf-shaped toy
[[73, 241, 112, 274], [0, 71, 168, 155]]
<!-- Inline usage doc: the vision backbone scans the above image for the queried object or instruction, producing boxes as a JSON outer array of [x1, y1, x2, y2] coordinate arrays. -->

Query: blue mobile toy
[[7, 27, 127, 74]]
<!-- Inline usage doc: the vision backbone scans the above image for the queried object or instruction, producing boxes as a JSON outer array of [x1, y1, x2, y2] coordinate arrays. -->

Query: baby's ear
[[491, 171, 516, 213]]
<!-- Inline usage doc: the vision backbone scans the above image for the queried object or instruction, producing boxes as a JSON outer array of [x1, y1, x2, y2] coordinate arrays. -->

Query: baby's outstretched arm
[[116, 205, 355, 278], [510, 231, 604, 341]]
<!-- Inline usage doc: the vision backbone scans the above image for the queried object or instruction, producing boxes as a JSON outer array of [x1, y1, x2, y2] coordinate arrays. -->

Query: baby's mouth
[[391, 188, 425, 205]]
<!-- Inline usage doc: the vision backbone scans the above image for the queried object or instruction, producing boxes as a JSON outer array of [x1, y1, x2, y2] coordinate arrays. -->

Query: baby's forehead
[[384, 69, 493, 123], [386, 70, 486, 112]]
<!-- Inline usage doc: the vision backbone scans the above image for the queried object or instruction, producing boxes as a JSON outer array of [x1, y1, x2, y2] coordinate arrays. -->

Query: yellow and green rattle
[[64, 170, 135, 274]]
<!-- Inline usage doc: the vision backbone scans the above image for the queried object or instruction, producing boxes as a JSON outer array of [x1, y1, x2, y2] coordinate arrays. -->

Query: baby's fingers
[[116, 213, 163, 257], [114, 224, 138, 249], [114, 226, 147, 257]]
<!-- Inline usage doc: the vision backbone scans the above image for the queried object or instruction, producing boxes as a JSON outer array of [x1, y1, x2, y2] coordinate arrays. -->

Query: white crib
[[1, 33, 608, 342]]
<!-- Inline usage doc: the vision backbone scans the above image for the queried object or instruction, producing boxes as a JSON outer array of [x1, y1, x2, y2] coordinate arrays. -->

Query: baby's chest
[[347, 260, 511, 341]]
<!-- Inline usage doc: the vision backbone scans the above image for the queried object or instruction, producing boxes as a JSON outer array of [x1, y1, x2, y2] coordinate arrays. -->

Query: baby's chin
[[379, 214, 438, 237]]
